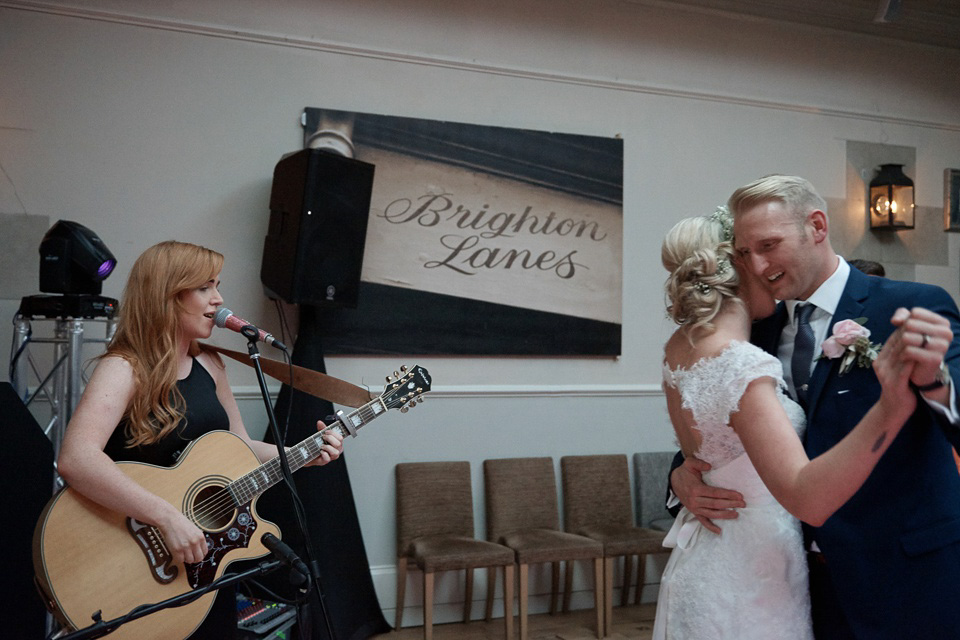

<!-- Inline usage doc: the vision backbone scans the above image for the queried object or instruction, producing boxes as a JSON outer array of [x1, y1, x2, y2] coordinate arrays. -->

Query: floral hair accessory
[[709, 205, 734, 243], [820, 318, 881, 375]]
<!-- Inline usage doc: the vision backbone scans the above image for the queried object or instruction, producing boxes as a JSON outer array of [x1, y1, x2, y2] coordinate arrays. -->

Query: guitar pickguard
[[126, 503, 259, 589], [185, 503, 258, 588]]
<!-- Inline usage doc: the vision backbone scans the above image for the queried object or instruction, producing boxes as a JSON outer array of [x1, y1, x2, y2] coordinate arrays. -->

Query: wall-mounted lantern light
[[869, 163, 915, 230]]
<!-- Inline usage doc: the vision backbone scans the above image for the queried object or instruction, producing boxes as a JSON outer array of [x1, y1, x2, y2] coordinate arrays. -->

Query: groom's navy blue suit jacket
[[749, 266, 960, 638]]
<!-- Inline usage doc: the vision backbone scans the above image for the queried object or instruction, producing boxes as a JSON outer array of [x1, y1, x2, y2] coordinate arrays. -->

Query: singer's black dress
[[104, 357, 238, 640]]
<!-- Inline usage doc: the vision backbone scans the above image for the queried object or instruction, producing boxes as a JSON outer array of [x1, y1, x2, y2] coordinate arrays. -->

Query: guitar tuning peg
[[417, 396, 425, 403], [400, 365, 408, 372], [393, 371, 400, 379], [400, 407, 409, 413], [408, 400, 417, 407]]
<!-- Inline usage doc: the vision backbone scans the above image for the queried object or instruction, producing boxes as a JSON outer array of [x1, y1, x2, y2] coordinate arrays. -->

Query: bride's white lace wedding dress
[[653, 340, 813, 640]]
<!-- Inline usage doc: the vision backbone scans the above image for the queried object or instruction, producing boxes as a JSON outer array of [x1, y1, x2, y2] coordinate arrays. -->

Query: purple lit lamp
[[39, 221, 117, 295]]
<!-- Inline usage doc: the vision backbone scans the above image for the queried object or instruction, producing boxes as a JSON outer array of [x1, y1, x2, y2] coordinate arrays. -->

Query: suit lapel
[[805, 269, 871, 416]]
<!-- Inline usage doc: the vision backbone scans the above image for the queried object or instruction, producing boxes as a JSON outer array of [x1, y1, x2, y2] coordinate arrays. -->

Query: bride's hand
[[874, 324, 918, 424]]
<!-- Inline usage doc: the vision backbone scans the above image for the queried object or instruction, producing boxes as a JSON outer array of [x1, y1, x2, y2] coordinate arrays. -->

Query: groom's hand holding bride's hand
[[890, 306, 954, 407], [671, 457, 746, 534]]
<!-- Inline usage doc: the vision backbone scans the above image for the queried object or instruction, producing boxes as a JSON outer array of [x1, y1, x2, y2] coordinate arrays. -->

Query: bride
[[652, 209, 917, 639]]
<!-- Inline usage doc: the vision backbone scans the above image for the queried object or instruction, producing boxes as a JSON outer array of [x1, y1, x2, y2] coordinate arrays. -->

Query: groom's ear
[[809, 209, 829, 243]]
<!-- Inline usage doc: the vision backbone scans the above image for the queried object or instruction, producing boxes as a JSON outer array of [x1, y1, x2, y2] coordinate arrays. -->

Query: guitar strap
[[200, 343, 376, 408]]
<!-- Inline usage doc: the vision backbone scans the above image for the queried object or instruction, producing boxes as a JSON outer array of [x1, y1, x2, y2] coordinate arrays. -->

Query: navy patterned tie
[[791, 303, 816, 406]]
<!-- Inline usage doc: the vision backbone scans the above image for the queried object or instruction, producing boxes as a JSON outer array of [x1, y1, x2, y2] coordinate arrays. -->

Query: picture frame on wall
[[295, 108, 624, 356], [945, 168, 960, 231]]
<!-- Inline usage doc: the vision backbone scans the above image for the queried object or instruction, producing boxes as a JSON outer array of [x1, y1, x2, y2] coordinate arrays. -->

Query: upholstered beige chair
[[484, 456, 604, 640], [395, 461, 515, 640], [562, 454, 667, 635]]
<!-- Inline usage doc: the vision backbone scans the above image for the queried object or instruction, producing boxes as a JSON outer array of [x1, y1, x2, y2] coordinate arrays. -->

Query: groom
[[670, 175, 960, 639]]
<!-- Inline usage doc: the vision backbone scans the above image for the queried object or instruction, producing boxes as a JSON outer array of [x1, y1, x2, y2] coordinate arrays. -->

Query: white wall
[[3, 0, 960, 626]]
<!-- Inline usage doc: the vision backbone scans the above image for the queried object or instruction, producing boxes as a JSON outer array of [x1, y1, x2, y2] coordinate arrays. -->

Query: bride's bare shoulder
[[664, 328, 739, 370]]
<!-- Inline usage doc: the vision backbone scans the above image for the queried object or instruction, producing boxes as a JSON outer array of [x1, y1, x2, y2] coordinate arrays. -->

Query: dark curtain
[[1, 382, 54, 639], [253, 306, 390, 640]]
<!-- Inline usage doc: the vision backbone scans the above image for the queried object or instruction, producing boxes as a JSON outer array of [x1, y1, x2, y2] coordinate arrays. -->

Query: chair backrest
[[560, 454, 632, 532], [633, 451, 676, 529], [483, 456, 558, 542], [395, 461, 475, 555]]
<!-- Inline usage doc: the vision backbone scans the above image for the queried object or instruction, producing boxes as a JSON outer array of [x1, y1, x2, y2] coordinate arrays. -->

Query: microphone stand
[[50, 559, 286, 640], [241, 325, 335, 640]]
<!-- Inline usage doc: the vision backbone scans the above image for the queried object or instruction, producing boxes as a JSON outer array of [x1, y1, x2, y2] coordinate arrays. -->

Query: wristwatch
[[914, 361, 952, 392]]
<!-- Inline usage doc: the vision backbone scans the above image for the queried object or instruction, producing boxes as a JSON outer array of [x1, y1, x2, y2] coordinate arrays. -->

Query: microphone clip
[[262, 533, 310, 587]]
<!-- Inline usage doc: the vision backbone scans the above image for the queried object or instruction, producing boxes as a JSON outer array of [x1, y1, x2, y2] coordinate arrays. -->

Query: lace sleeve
[[678, 341, 786, 466], [719, 346, 786, 422]]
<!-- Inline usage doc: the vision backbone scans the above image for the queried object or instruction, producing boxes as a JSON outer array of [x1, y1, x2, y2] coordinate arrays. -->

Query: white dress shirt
[[778, 258, 850, 401], [778, 257, 958, 421]]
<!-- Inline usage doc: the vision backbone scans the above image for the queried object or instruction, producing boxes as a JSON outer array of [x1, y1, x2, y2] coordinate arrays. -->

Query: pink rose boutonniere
[[820, 318, 882, 375]]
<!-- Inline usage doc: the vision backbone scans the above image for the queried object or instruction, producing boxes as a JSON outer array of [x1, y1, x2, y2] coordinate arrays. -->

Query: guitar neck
[[228, 396, 388, 504]]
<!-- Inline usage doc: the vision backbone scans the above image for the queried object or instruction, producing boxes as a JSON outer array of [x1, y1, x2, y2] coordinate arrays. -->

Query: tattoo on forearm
[[872, 432, 887, 453]]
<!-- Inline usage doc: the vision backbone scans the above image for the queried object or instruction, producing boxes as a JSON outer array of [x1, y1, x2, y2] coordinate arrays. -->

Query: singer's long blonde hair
[[106, 240, 224, 446]]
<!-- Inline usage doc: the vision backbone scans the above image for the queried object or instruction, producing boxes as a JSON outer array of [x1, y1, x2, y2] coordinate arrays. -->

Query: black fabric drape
[[253, 305, 390, 640]]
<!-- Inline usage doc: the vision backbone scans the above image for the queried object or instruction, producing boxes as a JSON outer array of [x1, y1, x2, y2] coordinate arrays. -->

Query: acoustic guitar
[[33, 365, 431, 640]]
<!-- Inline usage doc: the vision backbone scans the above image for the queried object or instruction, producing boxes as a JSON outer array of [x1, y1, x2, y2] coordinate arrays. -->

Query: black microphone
[[214, 307, 287, 351], [261, 533, 309, 585]]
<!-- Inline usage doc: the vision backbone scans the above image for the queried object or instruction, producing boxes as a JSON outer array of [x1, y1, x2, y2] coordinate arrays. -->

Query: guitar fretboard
[[227, 397, 388, 505]]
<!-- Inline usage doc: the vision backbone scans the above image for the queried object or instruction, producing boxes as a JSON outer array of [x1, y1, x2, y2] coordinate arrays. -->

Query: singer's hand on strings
[[304, 424, 343, 467], [156, 509, 208, 565]]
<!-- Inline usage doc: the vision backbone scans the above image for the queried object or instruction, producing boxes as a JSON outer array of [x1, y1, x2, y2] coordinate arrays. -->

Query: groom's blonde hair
[[728, 174, 828, 229], [662, 215, 739, 334]]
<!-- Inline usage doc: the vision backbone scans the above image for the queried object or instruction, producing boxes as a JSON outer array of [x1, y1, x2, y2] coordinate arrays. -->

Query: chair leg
[[621, 554, 634, 607], [550, 561, 561, 615], [519, 563, 529, 640], [464, 567, 474, 623], [634, 553, 646, 606], [486, 565, 497, 621], [423, 571, 435, 640], [603, 557, 614, 637], [395, 558, 408, 631], [594, 558, 605, 638], [503, 564, 515, 640], [562, 560, 574, 613]]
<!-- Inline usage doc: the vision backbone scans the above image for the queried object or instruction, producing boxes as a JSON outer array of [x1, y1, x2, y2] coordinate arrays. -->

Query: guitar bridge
[[127, 518, 178, 585]]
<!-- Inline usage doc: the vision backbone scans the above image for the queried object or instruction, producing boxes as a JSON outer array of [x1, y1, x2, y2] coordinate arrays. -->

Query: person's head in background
[[848, 258, 885, 277]]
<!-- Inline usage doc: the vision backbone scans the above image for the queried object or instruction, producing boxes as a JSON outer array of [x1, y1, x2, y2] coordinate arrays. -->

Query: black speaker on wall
[[260, 148, 375, 308]]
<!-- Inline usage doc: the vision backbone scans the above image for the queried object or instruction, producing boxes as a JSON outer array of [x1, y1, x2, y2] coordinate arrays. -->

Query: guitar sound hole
[[191, 485, 235, 531]]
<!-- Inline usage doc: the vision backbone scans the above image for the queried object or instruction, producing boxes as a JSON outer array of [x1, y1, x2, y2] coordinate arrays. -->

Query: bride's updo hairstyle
[[662, 212, 739, 333]]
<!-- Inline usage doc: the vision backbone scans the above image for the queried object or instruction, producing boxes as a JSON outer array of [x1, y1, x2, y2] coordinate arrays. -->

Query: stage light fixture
[[38, 220, 117, 295]]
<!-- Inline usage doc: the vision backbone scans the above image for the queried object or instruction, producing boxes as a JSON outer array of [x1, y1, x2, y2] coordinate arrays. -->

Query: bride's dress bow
[[663, 508, 703, 550]]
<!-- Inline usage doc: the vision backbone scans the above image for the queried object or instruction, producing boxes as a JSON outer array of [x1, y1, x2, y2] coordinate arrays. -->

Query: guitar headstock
[[381, 365, 432, 413]]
